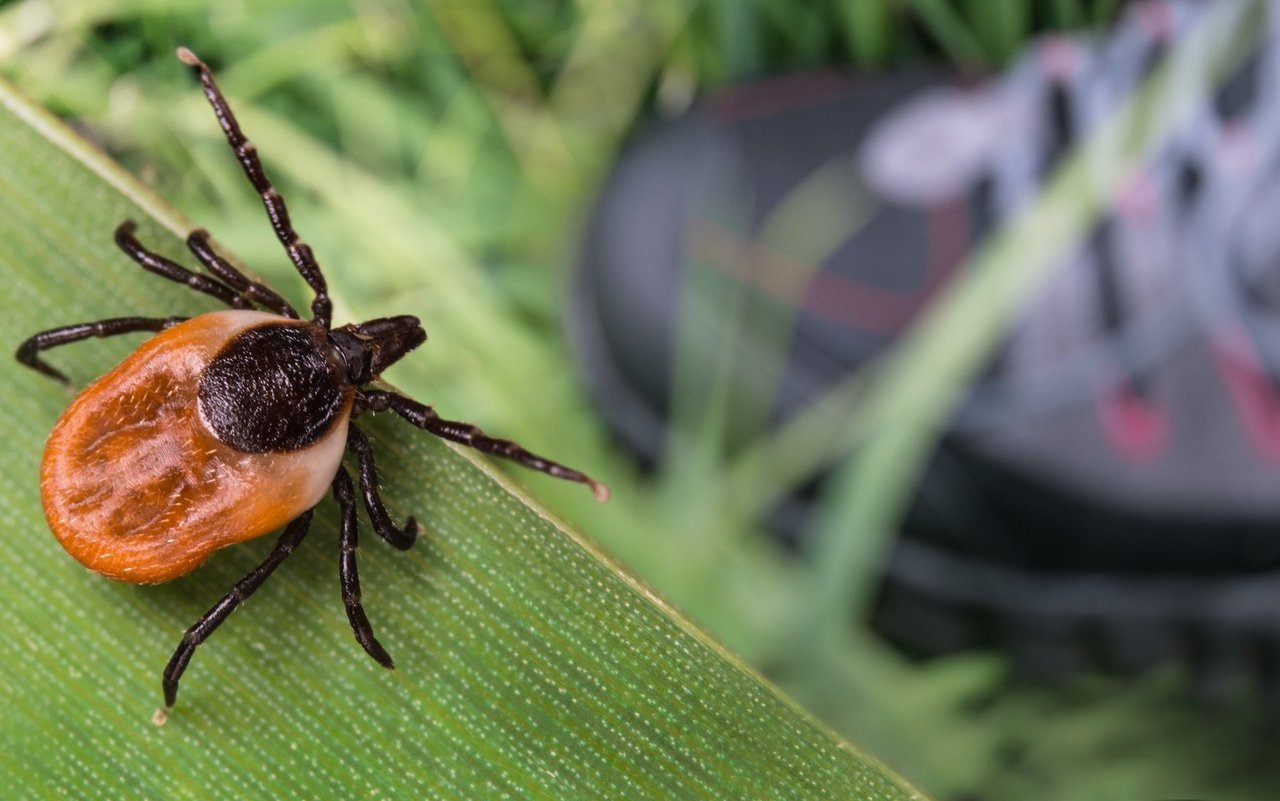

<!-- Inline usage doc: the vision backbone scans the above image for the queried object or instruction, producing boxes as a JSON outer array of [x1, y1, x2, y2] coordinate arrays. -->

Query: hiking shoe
[[571, 0, 1280, 701]]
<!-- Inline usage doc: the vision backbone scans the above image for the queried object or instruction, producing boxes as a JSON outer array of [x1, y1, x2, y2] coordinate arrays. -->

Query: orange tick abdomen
[[40, 310, 352, 584]]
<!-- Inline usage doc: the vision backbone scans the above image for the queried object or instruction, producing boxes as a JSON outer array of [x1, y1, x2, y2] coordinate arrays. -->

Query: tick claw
[[590, 480, 611, 503]]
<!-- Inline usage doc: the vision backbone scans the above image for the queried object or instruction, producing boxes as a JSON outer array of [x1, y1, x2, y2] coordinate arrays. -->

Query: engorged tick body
[[41, 311, 355, 583], [18, 47, 608, 710]]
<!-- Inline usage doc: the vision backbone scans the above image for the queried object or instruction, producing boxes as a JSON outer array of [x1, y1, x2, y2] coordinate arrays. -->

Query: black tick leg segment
[[186, 229, 300, 318], [346, 424, 417, 551], [114, 221, 252, 310], [177, 47, 332, 328], [333, 466, 395, 669], [163, 509, 314, 708], [16, 316, 188, 385], [356, 389, 610, 501]]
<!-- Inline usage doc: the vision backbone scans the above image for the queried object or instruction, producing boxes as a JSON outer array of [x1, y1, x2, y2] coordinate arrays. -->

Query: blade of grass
[[965, 0, 1028, 64], [840, 0, 895, 66], [1051, 0, 1084, 29], [906, 0, 988, 66], [0, 74, 925, 800], [549, 0, 698, 174], [1093, 0, 1123, 27], [429, 0, 573, 190]]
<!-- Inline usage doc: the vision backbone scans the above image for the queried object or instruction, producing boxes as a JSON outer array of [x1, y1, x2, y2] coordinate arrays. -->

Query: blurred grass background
[[2, 0, 1279, 798]]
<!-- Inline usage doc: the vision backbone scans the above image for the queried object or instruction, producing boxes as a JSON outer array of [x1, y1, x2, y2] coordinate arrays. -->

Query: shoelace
[[877, 1, 1280, 465]]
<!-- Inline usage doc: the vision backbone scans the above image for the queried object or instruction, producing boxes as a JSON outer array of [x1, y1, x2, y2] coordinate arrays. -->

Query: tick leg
[[334, 466, 395, 668], [16, 316, 188, 385], [346, 424, 417, 551], [356, 389, 610, 501], [115, 221, 252, 310], [162, 510, 313, 708], [187, 229, 299, 319], [177, 47, 332, 328]]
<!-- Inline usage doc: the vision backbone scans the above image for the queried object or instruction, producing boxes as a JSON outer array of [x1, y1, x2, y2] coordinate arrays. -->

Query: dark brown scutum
[[197, 323, 349, 454]]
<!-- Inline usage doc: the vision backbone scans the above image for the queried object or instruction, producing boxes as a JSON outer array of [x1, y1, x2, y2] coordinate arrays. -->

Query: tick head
[[329, 316, 427, 385]]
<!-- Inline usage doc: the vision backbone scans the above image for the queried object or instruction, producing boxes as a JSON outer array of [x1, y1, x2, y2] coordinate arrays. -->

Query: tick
[[17, 47, 608, 710]]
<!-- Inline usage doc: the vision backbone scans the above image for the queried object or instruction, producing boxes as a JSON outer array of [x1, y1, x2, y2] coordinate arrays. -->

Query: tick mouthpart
[[329, 316, 427, 385]]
